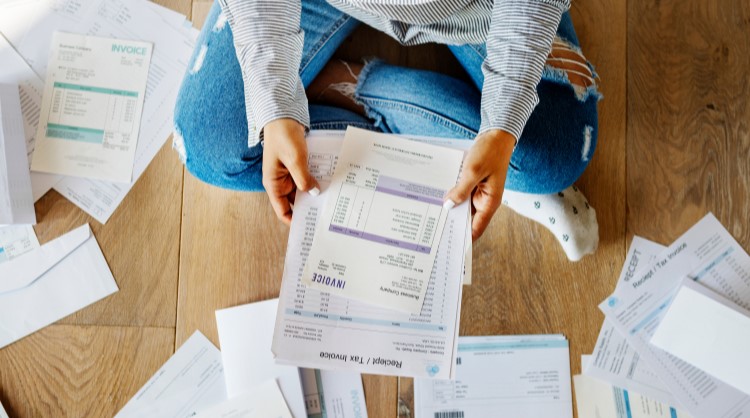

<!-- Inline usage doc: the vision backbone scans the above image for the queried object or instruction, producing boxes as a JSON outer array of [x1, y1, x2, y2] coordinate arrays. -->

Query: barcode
[[434, 412, 464, 418]]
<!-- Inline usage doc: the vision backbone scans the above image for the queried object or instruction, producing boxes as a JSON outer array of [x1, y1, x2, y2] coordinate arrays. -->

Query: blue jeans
[[174, 0, 600, 194]]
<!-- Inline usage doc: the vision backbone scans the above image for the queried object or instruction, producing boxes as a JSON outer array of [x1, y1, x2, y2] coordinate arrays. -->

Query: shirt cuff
[[478, 80, 539, 145]]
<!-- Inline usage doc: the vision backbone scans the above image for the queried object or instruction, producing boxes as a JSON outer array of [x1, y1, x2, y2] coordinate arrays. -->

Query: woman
[[173, 0, 601, 261]]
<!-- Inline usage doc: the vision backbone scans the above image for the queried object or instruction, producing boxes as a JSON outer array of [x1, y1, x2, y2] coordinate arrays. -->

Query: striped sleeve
[[480, 0, 569, 142], [218, 0, 309, 146]]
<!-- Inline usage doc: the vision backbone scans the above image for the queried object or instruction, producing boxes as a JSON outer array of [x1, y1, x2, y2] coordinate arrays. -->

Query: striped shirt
[[217, 0, 570, 146]]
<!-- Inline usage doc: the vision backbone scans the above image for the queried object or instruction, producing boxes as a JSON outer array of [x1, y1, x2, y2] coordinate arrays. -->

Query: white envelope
[[0, 224, 118, 348]]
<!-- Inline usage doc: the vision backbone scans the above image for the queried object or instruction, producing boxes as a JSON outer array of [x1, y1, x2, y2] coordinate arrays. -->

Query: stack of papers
[[0, 223, 117, 348], [580, 214, 750, 416], [0, 83, 35, 225], [0, 0, 199, 223], [272, 130, 472, 379], [414, 335, 573, 418]]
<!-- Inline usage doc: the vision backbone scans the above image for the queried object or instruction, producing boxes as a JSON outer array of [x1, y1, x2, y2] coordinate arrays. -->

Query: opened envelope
[[0, 224, 118, 348]]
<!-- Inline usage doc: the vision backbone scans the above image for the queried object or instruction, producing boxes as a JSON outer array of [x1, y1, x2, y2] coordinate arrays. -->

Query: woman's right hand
[[262, 118, 320, 225]]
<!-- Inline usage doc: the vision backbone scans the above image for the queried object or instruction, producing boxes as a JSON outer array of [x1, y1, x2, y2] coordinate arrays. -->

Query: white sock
[[501, 185, 599, 261]]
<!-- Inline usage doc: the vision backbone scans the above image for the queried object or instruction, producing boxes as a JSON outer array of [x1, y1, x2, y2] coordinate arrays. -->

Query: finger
[[285, 153, 320, 195], [471, 181, 503, 240], [263, 175, 295, 225], [444, 164, 482, 208]]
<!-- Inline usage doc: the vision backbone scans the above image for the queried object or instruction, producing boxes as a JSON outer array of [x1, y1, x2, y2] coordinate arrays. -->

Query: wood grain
[[0, 325, 174, 418], [627, 0, 750, 247], [32, 142, 183, 328]]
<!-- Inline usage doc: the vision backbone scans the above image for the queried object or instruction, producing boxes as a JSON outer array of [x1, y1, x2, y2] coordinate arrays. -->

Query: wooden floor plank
[[33, 142, 183, 328], [0, 325, 174, 418], [627, 0, 750, 246]]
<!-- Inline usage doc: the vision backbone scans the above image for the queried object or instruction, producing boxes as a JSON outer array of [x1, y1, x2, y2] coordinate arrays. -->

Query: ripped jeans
[[173, 0, 600, 194]]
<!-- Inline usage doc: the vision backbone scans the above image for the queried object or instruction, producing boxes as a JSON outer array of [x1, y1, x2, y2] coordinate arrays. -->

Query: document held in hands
[[31, 32, 152, 183], [302, 127, 463, 313]]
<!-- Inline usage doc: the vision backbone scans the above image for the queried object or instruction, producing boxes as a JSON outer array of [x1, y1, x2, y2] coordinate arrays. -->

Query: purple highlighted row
[[329, 224, 431, 254], [375, 175, 445, 206]]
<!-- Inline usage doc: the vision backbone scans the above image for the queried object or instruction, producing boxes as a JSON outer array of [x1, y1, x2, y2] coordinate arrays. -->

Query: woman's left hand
[[444, 129, 516, 240]]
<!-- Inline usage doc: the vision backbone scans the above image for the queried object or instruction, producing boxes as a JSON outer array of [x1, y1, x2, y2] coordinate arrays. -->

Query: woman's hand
[[262, 118, 320, 225], [444, 129, 515, 240]]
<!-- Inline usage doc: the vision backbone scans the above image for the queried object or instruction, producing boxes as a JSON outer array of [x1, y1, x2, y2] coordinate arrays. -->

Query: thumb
[[286, 158, 321, 196], [444, 167, 480, 209]]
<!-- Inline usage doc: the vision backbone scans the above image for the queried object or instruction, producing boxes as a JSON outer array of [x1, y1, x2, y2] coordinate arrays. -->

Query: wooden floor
[[1, 0, 748, 416]]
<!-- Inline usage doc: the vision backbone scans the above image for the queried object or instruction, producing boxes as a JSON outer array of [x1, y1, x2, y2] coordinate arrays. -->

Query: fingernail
[[309, 187, 320, 197], [443, 199, 455, 210]]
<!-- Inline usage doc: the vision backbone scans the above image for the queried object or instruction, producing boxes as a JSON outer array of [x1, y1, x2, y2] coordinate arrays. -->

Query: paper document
[[273, 131, 468, 379], [192, 380, 293, 418], [0, 223, 117, 348], [300, 369, 368, 418], [115, 331, 227, 418], [302, 127, 463, 313], [414, 335, 573, 418], [0, 34, 61, 201], [31, 32, 152, 182], [0, 400, 7, 418], [0, 224, 39, 263], [216, 299, 306, 418], [0, 0, 198, 222], [575, 356, 691, 418], [600, 213, 750, 417], [585, 236, 676, 405], [651, 278, 750, 396], [0, 83, 36, 224]]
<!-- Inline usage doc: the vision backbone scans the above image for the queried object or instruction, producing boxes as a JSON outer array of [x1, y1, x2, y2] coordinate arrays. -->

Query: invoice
[[272, 131, 468, 379], [31, 32, 152, 183], [302, 127, 463, 313]]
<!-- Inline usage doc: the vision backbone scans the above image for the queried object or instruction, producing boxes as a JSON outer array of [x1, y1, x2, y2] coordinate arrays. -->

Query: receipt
[[302, 127, 463, 313]]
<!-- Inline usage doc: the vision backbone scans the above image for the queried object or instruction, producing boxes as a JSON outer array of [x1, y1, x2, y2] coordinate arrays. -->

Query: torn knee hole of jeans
[[545, 37, 600, 100]]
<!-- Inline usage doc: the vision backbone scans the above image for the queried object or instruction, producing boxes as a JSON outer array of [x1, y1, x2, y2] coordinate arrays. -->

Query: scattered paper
[[0, 224, 39, 263], [0, 223, 117, 348], [300, 369, 368, 418], [599, 213, 750, 417], [302, 127, 463, 313], [414, 335, 573, 418], [0, 83, 35, 224], [651, 278, 750, 396], [584, 236, 676, 404], [31, 32, 152, 183], [192, 380, 293, 418], [575, 360, 691, 418], [115, 331, 227, 418], [272, 131, 467, 379], [0, 0, 198, 222], [216, 299, 306, 418]]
